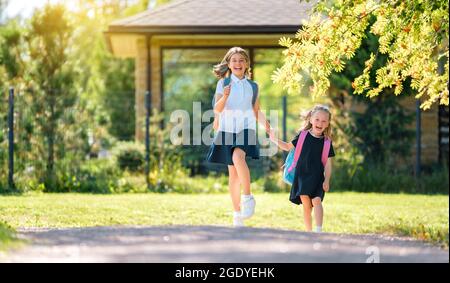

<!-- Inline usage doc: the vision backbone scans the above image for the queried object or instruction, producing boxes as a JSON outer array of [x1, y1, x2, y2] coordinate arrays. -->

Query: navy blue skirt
[[206, 129, 260, 165]]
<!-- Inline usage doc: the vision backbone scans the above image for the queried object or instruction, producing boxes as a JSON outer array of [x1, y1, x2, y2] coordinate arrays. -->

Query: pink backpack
[[283, 130, 331, 185]]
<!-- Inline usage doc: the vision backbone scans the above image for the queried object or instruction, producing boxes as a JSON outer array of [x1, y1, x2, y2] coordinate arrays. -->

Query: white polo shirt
[[215, 74, 257, 133]]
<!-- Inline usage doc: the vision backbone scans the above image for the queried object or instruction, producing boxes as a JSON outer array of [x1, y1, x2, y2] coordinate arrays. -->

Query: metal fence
[[2, 86, 300, 191], [1, 87, 138, 190], [2, 86, 449, 192], [2, 85, 299, 191]]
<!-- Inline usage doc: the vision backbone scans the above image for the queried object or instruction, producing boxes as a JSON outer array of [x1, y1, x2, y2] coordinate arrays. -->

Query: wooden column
[[150, 39, 162, 113], [135, 37, 149, 142]]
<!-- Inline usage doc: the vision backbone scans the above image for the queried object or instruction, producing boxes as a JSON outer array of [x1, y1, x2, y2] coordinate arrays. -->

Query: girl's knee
[[312, 197, 322, 207], [300, 195, 310, 202], [232, 148, 246, 163]]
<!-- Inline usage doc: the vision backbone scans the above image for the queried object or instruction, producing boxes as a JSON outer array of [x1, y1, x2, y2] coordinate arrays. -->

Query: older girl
[[207, 47, 274, 227]]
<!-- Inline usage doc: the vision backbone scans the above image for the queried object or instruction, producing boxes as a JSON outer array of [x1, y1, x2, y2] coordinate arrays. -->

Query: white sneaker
[[233, 213, 245, 227], [241, 195, 256, 219]]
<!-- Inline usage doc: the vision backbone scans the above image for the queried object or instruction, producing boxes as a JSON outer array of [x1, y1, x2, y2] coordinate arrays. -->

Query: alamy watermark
[[366, 246, 380, 263], [169, 102, 280, 157]]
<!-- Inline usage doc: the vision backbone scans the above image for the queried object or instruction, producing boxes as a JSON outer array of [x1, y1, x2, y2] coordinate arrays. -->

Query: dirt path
[[1, 225, 448, 263]]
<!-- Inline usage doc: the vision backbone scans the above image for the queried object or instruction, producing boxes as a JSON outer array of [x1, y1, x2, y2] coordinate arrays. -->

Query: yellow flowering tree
[[272, 0, 449, 109]]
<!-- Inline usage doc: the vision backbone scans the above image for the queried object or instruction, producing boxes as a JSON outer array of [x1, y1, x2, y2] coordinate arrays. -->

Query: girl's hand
[[323, 181, 330, 192], [268, 128, 277, 143], [223, 85, 231, 97]]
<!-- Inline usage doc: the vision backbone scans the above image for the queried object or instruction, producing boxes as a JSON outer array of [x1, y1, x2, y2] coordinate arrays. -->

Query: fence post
[[145, 90, 151, 190], [8, 87, 15, 190], [415, 100, 421, 178], [282, 95, 287, 160]]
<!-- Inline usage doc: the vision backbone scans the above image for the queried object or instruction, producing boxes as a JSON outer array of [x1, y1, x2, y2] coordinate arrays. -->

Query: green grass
[[0, 221, 21, 251], [0, 192, 448, 248]]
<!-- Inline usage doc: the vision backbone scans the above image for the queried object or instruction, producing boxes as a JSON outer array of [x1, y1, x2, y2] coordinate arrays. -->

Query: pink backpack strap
[[321, 137, 331, 167], [288, 130, 308, 173]]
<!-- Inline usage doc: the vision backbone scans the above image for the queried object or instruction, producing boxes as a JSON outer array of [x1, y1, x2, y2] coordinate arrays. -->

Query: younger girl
[[206, 47, 274, 227], [270, 105, 335, 232]]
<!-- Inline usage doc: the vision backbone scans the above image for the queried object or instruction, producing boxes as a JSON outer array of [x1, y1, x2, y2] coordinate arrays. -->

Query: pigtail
[[300, 110, 313, 132], [213, 61, 230, 79]]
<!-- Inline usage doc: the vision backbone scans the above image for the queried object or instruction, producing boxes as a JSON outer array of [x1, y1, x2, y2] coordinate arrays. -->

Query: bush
[[332, 162, 449, 194], [147, 153, 190, 193], [112, 142, 145, 172], [167, 173, 229, 194], [262, 171, 290, 193], [11, 158, 123, 193], [63, 158, 121, 193]]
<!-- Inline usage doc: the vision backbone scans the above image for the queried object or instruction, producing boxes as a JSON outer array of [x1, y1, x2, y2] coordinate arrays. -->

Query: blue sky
[[1, 0, 75, 23], [3, 0, 56, 19], [2, 0, 154, 20]]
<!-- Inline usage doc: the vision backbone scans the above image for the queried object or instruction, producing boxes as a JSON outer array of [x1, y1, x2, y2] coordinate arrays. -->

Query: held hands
[[323, 181, 330, 192], [268, 127, 278, 144]]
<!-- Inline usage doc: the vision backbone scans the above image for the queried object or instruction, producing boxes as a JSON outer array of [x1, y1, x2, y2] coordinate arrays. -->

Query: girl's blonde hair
[[213, 47, 252, 79], [300, 104, 333, 138]]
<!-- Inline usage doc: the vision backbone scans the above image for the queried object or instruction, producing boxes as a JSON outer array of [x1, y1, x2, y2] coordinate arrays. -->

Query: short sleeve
[[291, 133, 300, 147], [215, 79, 224, 95], [213, 79, 224, 107], [328, 141, 335, 157]]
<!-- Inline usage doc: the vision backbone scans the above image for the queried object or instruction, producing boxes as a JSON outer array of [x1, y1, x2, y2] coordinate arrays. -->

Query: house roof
[[107, 0, 315, 34]]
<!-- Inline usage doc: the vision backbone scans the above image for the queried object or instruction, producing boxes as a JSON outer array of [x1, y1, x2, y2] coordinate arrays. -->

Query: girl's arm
[[255, 98, 294, 152], [214, 84, 231, 114], [323, 158, 332, 192], [274, 139, 294, 152], [253, 98, 273, 135], [269, 128, 294, 151]]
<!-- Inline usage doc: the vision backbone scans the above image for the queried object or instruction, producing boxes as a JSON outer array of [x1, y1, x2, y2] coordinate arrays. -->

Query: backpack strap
[[223, 76, 231, 87], [287, 130, 308, 173], [321, 137, 331, 167], [246, 79, 258, 106], [288, 131, 332, 173], [212, 77, 232, 107], [212, 77, 258, 107]]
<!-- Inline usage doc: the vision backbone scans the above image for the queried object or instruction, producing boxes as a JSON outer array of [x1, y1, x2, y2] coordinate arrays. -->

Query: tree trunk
[[45, 92, 56, 189]]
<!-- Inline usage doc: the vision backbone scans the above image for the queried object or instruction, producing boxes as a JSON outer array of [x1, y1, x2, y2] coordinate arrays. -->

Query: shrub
[[112, 142, 145, 173], [262, 171, 290, 193], [332, 162, 449, 194], [148, 153, 190, 193], [9, 157, 122, 194]]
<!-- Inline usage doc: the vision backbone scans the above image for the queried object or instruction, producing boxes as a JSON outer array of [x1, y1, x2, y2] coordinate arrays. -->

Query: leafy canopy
[[272, 0, 449, 109]]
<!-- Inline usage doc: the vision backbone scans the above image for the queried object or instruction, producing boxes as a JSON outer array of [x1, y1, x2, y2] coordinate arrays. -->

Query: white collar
[[308, 129, 324, 139], [231, 73, 247, 83]]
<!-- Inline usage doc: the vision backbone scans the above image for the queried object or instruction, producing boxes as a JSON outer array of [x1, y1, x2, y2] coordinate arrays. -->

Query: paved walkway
[[1, 225, 448, 263]]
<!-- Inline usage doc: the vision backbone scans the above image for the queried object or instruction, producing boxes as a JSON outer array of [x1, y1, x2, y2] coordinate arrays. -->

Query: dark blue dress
[[206, 129, 260, 166], [289, 131, 335, 205]]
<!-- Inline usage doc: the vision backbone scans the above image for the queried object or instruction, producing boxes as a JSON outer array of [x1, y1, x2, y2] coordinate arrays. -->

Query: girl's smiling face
[[310, 110, 330, 136], [228, 53, 248, 79]]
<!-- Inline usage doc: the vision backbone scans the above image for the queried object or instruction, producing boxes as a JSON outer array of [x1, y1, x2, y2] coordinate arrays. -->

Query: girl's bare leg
[[312, 197, 323, 229], [232, 148, 251, 195], [227, 165, 241, 212], [300, 195, 313, 231]]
